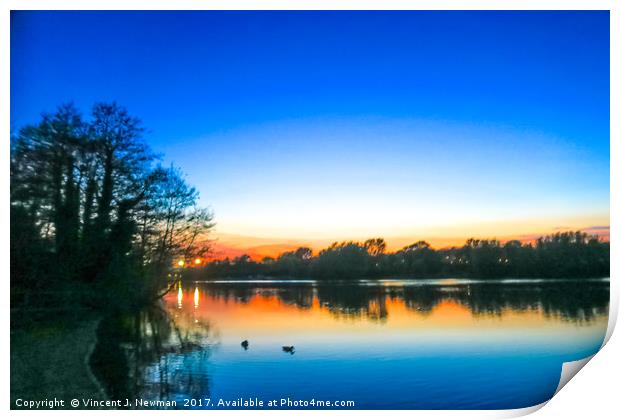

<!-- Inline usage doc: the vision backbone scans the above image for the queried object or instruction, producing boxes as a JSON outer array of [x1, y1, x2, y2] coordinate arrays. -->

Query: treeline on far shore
[[183, 232, 610, 281]]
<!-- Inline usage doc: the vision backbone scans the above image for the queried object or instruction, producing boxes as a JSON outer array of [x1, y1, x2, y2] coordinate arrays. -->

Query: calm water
[[93, 279, 609, 409]]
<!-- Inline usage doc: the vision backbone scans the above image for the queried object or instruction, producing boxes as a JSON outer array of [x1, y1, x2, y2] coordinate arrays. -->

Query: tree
[[363, 238, 386, 256], [10, 102, 215, 311], [145, 165, 214, 273], [312, 241, 371, 279]]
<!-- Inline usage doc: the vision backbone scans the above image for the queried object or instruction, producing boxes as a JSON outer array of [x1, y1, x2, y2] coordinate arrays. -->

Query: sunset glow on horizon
[[207, 214, 610, 260]]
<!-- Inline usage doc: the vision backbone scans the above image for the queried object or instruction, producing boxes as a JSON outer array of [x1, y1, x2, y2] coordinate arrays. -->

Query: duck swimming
[[282, 345, 295, 354], [241, 340, 249, 350]]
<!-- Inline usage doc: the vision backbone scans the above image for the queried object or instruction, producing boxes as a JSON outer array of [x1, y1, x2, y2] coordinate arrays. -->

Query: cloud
[[583, 225, 610, 231]]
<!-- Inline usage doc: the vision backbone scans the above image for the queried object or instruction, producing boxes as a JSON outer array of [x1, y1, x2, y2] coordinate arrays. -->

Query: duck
[[241, 340, 249, 350], [282, 345, 295, 354]]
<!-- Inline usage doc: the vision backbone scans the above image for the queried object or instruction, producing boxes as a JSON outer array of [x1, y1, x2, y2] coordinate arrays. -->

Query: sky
[[11, 11, 610, 258]]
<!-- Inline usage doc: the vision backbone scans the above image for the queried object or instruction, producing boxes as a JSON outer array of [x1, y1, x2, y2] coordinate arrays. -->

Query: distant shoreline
[[186, 233, 609, 281], [179, 276, 610, 283]]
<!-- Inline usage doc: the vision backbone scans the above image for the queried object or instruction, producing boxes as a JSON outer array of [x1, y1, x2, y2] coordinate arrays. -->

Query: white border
[[3, 2, 617, 419]]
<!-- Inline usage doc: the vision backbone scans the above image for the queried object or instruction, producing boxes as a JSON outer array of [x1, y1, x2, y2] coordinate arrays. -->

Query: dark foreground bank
[[11, 318, 108, 409]]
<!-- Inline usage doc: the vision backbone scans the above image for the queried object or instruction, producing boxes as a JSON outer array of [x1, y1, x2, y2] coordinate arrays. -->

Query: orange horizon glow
[[205, 221, 610, 261]]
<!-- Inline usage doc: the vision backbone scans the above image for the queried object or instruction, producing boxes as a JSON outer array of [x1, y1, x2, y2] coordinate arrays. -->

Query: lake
[[92, 279, 609, 409]]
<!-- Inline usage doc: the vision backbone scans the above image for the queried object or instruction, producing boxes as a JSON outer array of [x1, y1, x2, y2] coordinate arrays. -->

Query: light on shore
[[177, 260, 185, 267], [194, 258, 202, 265]]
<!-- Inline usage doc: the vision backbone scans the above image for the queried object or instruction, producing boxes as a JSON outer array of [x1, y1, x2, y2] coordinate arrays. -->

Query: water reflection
[[92, 304, 218, 405], [189, 279, 608, 324], [94, 279, 609, 409]]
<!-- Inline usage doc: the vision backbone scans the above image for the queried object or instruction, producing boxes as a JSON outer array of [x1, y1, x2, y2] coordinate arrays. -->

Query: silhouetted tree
[[10, 102, 214, 313]]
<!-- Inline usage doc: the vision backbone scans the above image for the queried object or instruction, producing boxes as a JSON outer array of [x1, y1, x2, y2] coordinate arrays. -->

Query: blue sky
[[11, 11, 610, 251]]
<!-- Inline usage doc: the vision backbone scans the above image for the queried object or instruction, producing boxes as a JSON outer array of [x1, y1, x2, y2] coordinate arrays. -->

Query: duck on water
[[240, 340, 295, 354]]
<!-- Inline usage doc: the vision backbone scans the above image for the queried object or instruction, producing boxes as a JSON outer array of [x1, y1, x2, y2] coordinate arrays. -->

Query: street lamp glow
[[194, 258, 202, 265], [177, 260, 185, 267]]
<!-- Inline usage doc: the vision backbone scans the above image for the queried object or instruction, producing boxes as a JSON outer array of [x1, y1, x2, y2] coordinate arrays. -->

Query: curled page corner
[[501, 401, 548, 418], [553, 355, 595, 397]]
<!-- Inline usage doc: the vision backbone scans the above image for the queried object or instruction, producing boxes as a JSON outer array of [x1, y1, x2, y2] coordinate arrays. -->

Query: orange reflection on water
[[164, 285, 607, 343], [177, 284, 183, 309]]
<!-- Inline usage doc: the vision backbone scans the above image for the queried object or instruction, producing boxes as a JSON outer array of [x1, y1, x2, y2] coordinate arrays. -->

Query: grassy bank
[[10, 318, 108, 409]]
